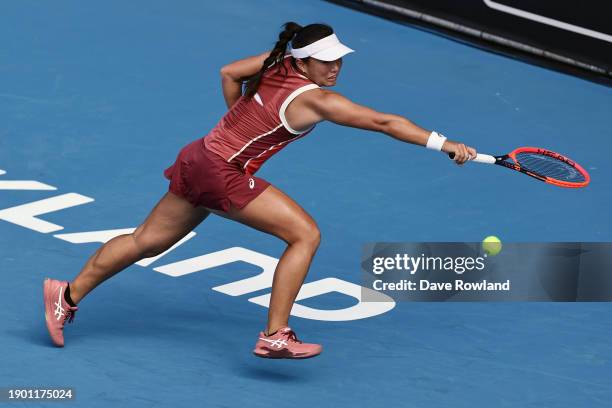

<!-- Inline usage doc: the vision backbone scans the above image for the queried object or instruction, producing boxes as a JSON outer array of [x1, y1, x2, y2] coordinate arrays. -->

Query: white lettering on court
[[249, 277, 395, 321], [1, 167, 396, 321], [0, 193, 94, 233]]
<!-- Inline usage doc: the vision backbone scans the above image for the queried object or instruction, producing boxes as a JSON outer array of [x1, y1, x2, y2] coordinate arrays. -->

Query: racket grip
[[448, 152, 496, 164]]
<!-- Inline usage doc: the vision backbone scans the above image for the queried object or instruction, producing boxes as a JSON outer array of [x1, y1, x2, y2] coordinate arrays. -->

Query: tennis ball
[[482, 236, 502, 256]]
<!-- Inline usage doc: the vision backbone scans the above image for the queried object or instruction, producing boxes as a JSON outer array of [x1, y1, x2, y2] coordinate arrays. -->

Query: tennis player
[[44, 22, 476, 359]]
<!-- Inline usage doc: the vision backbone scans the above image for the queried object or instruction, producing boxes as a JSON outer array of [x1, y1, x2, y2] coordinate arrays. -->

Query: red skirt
[[163, 138, 270, 213]]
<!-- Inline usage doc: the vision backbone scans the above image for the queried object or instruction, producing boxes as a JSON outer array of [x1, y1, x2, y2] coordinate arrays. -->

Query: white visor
[[290, 33, 354, 61]]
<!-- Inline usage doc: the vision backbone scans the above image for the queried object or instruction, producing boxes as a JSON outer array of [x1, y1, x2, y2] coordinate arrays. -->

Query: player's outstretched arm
[[304, 90, 475, 164]]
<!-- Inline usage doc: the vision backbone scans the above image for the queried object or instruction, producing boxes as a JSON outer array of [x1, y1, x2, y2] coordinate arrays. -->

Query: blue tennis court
[[1, 0, 611, 406]]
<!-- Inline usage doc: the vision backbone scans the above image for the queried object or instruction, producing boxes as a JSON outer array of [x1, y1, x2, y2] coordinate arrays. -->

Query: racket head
[[507, 147, 590, 188]]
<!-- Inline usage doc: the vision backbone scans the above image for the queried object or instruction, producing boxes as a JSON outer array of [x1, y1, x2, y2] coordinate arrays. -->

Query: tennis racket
[[449, 147, 590, 188]]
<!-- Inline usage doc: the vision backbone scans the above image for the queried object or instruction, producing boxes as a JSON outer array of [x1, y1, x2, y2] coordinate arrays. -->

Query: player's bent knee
[[295, 222, 321, 250], [310, 226, 322, 248]]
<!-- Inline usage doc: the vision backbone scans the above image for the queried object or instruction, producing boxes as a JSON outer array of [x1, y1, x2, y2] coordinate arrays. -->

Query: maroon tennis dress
[[163, 55, 320, 212]]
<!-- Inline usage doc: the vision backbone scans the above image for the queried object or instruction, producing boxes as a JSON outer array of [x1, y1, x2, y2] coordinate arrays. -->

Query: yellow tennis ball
[[482, 236, 502, 256]]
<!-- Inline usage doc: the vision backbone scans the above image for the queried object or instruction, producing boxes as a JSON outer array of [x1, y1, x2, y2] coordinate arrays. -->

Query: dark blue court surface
[[1, 1, 611, 407]]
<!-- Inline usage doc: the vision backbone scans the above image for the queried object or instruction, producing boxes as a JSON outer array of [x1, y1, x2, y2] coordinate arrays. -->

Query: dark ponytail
[[244, 22, 302, 98]]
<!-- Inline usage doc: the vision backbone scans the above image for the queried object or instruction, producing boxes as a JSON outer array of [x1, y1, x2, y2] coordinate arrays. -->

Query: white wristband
[[426, 131, 447, 151]]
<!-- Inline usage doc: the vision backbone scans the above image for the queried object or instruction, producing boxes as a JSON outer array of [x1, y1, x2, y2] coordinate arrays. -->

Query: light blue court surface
[[1, 0, 611, 407]]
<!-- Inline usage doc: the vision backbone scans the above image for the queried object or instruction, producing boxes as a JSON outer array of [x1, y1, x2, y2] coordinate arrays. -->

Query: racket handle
[[448, 152, 496, 164]]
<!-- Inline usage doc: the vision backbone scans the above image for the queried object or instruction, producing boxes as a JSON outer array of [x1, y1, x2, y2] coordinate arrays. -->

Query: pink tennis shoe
[[43, 278, 320, 357], [43, 278, 78, 347], [253, 327, 322, 359]]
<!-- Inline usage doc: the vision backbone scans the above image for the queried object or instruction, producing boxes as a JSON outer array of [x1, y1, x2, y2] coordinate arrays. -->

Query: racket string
[[514, 152, 585, 183]]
